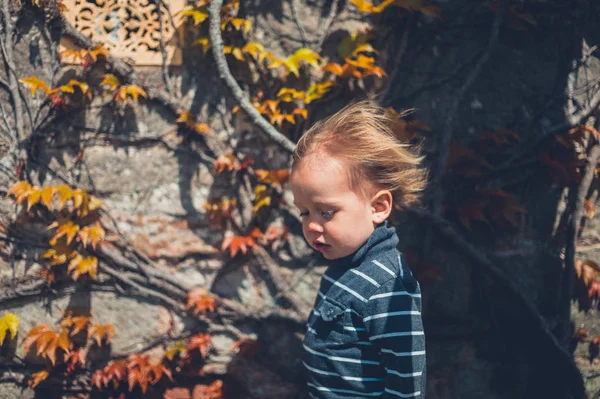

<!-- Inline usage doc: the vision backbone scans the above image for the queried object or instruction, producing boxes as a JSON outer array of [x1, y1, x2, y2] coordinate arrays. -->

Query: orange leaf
[[78, 223, 105, 250], [254, 169, 290, 186], [23, 325, 70, 365], [29, 370, 49, 388], [186, 288, 218, 316], [221, 231, 260, 257], [88, 323, 115, 346], [19, 76, 50, 95], [49, 220, 80, 246], [188, 332, 212, 358], [192, 380, 223, 399], [67, 254, 98, 280]]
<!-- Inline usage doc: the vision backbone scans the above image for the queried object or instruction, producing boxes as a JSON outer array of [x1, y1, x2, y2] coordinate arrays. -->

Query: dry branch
[[208, 0, 295, 153]]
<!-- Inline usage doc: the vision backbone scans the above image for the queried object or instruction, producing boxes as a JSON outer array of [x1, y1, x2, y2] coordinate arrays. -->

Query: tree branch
[[208, 0, 295, 153]]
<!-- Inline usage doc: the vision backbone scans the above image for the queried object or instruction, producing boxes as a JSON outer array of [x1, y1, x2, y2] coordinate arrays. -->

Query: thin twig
[[155, 0, 173, 95], [290, 0, 309, 48], [208, 0, 295, 153], [315, 0, 340, 52]]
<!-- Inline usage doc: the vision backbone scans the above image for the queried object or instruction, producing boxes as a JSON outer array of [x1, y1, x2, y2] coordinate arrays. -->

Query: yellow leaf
[[71, 189, 85, 210], [100, 74, 120, 92], [68, 255, 98, 280], [43, 244, 77, 266], [26, 187, 41, 211], [192, 37, 211, 55], [40, 186, 56, 209], [19, 76, 50, 96], [56, 184, 72, 209], [349, 0, 394, 13], [242, 42, 266, 63], [78, 223, 105, 250], [50, 221, 80, 246], [177, 5, 209, 25], [117, 84, 147, 102], [253, 185, 271, 213], [306, 82, 333, 104], [0, 313, 19, 344], [277, 88, 305, 102], [268, 48, 321, 77], [232, 47, 245, 61]]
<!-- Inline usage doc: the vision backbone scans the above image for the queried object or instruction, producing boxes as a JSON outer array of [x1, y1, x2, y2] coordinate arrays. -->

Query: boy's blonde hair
[[292, 100, 427, 207]]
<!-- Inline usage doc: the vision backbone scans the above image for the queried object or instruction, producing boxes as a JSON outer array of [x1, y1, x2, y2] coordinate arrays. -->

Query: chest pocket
[[311, 297, 352, 345]]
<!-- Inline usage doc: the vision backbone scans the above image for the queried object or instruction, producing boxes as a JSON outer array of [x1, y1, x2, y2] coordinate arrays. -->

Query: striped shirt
[[303, 221, 426, 398]]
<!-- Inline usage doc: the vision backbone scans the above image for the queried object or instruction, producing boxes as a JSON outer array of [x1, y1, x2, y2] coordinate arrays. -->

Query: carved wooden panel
[[60, 0, 184, 66]]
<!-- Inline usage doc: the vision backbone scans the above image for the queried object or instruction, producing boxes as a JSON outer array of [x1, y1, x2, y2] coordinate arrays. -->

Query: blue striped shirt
[[303, 221, 426, 398]]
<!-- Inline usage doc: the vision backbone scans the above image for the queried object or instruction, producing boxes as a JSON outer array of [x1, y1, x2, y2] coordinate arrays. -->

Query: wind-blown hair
[[292, 100, 428, 207]]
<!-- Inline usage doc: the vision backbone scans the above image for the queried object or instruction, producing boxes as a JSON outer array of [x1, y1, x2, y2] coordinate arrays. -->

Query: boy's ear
[[371, 190, 393, 224]]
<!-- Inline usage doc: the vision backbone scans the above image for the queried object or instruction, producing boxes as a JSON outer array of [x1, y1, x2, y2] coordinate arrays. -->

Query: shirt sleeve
[[364, 276, 426, 398]]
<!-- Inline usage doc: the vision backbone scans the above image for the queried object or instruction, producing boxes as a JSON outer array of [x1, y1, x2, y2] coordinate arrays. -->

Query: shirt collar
[[327, 220, 399, 268]]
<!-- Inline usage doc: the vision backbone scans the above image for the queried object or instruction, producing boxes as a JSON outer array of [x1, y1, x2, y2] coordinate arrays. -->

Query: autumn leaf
[[349, 0, 395, 13], [40, 186, 56, 208], [113, 84, 147, 103], [19, 76, 50, 95], [100, 73, 120, 92], [186, 288, 218, 316], [48, 220, 80, 246], [255, 169, 290, 186], [60, 313, 91, 336], [224, 45, 245, 62], [78, 223, 106, 250], [29, 370, 49, 388], [253, 184, 272, 214], [6, 181, 38, 207], [24, 325, 71, 365], [338, 30, 373, 59], [188, 332, 212, 358], [223, 17, 252, 34], [88, 323, 115, 346], [221, 228, 263, 257], [306, 82, 334, 104], [268, 48, 321, 77], [0, 313, 19, 344], [177, 110, 210, 135], [176, 5, 209, 25], [193, 380, 223, 399], [67, 254, 98, 280], [584, 200, 596, 220], [165, 339, 187, 360], [92, 360, 126, 390], [43, 243, 77, 266], [203, 197, 237, 228]]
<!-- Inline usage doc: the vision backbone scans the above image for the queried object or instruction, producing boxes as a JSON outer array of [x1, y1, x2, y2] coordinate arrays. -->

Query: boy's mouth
[[313, 241, 331, 251]]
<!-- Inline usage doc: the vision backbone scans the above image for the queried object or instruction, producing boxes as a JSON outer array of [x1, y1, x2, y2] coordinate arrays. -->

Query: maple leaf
[[40, 186, 56, 208], [223, 17, 252, 34], [6, 181, 38, 207], [268, 48, 321, 77], [92, 360, 126, 390], [584, 200, 596, 220], [88, 323, 115, 346], [254, 169, 290, 186], [306, 82, 334, 104], [349, 0, 395, 13], [224, 45, 245, 62], [23, 325, 71, 365], [100, 73, 120, 92], [48, 220, 80, 246], [188, 332, 212, 358], [221, 228, 263, 257], [60, 313, 91, 336], [193, 37, 211, 55], [78, 223, 106, 250], [232, 337, 260, 357], [19, 76, 50, 95], [165, 339, 187, 360], [0, 313, 19, 344], [43, 243, 77, 266], [338, 30, 373, 59], [203, 197, 237, 228], [193, 380, 223, 399], [253, 184, 272, 214], [67, 254, 98, 280], [65, 347, 86, 373], [243, 42, 269, 63], [29, 370, 49, 388], [177, 110, 210, 135], [176, 5, 209, 25], [114, 84, 147, 103], [277, 88, 305, 102], [186, 288, 218, 316]]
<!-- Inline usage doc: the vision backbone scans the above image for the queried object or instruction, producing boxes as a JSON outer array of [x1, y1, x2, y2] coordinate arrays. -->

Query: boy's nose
[[307, 220, 323, 233]]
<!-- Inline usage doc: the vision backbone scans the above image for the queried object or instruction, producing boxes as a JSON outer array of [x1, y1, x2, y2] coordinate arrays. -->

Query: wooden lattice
[[60, 0, 184, 66]]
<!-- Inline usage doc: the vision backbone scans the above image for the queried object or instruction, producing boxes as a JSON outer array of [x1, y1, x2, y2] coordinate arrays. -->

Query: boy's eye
[[321, 210, 335, 219], [299, 211, 309, 217]]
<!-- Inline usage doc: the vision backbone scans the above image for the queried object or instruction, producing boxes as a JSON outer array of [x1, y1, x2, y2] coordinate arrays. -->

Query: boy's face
[[290, 153, 379, 260]]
